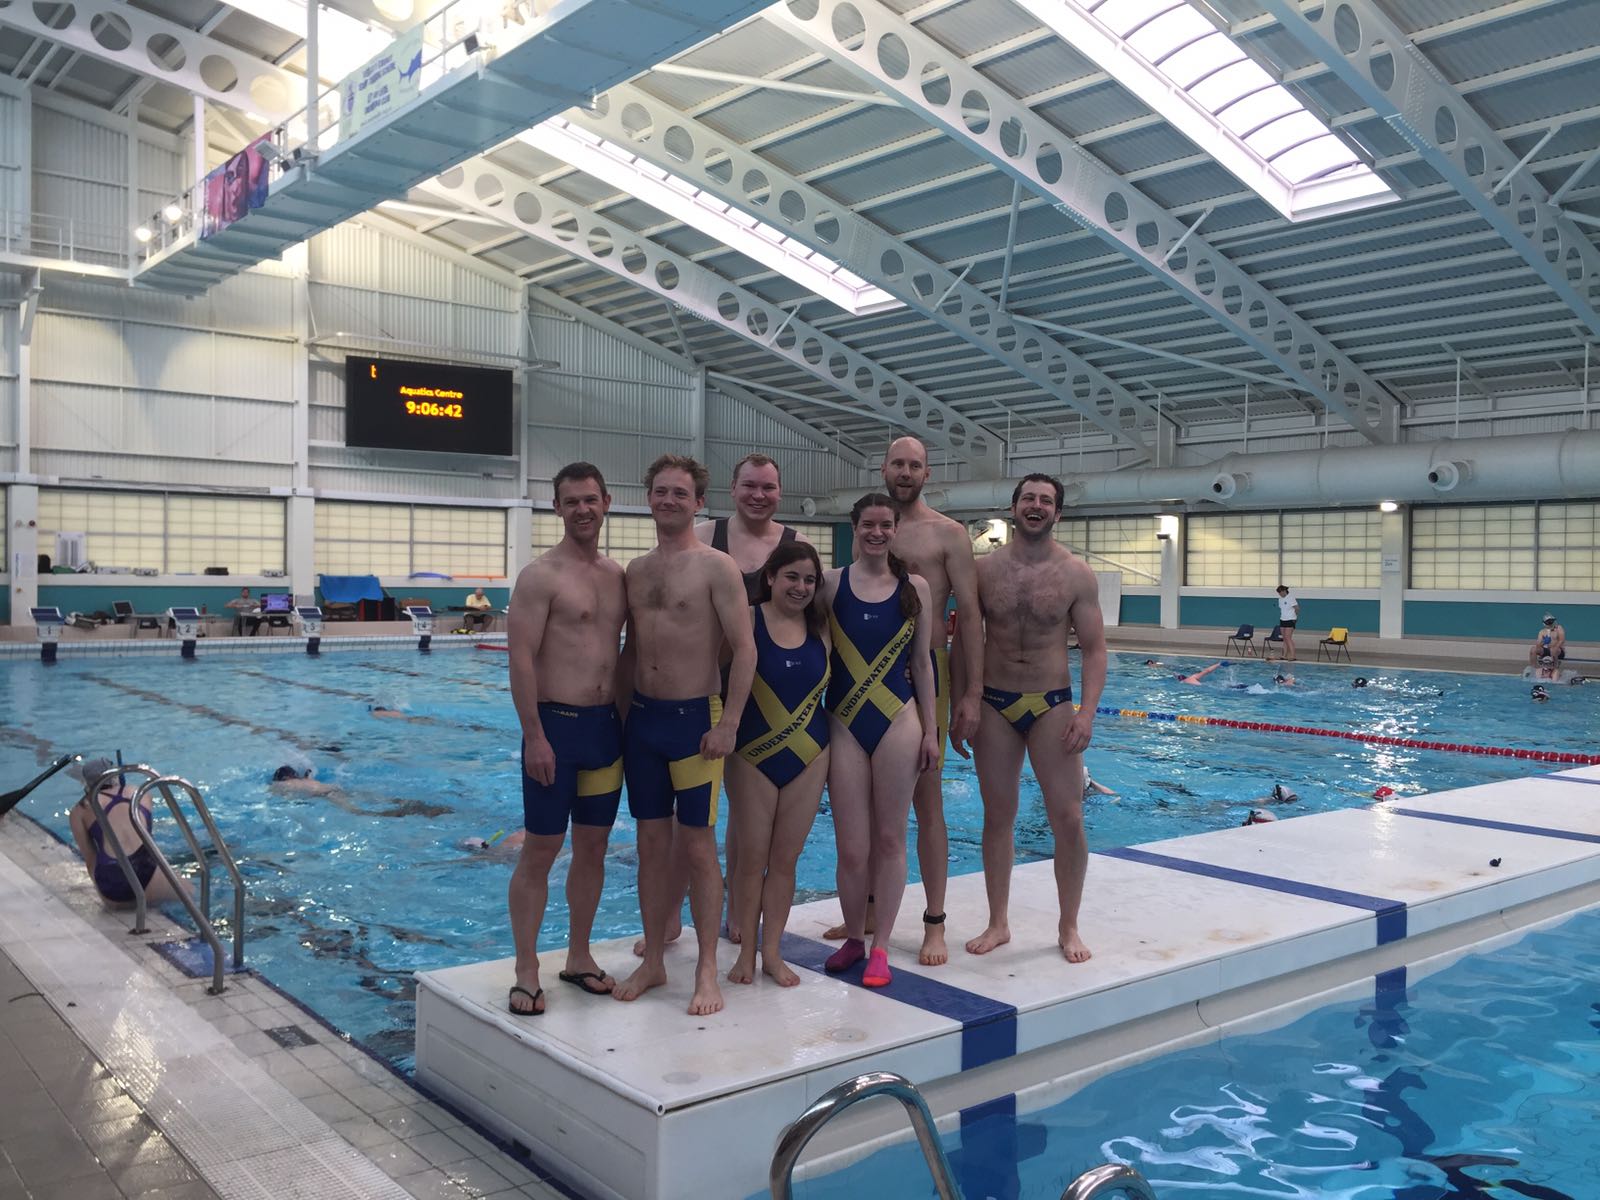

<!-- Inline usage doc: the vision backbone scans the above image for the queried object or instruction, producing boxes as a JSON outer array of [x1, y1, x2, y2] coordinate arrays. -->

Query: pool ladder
[[770, 1071, 1158, 1200], [80, 761, 246, 995]]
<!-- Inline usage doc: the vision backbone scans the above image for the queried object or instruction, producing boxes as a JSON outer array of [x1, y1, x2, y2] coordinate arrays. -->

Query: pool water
[[788, 905, 1600, 1200], [1, 648, 1594, 1071]]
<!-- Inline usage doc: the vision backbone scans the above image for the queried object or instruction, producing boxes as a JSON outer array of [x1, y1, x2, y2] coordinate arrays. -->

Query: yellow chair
[[1318, 627, 1351, 663]]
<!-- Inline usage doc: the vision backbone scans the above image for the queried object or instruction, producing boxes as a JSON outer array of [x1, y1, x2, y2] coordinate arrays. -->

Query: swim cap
[[1372, 785, 1396, 800], [272, 765, 302, 782], [1243, 809, 1277, 825], [1531, 685, 1549, 701], [1543, 613, 1555, 624], [71, 757, 115, 786], [1274, 673, 1287, 683], [460, 836, 490, 851], [1353, 677, 1368, 688]]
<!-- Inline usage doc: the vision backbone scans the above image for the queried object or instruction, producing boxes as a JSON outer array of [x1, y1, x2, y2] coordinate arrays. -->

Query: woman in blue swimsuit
[[726, 542, 832, 988], [66, 757, 185, 906], [820, 494, 939, 988]]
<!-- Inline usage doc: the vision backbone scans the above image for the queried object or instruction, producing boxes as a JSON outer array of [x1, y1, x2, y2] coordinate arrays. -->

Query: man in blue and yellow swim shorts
[[614, 454, 756, 1018], [965, 474, 1107, 966], [506, 463, 629, 1017]]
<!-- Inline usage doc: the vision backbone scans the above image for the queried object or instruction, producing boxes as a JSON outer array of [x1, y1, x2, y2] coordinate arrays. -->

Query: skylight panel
[[1012, 0, 1396, 221], [519, 121, 904, 316]]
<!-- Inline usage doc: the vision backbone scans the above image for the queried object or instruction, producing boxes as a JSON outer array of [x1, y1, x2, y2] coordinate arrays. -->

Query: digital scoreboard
[[344, 356, 514, 456]]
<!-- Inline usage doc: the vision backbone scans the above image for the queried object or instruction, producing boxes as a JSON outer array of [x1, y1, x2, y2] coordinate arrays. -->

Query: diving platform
[[134, 0, 774, 294], [414, 768, 1600, 1200]]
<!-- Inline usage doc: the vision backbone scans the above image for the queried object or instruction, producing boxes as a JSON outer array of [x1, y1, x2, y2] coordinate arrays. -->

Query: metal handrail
[[81, 763, 245, 994], [1060, 1164, 1158, 1200], [770, 1072, 959, 1200]]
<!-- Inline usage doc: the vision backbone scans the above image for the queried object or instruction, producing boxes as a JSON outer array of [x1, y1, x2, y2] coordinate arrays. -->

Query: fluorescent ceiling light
[[223, 0, 396, 80], [1011, 0, 1396, 221], [519, 120, 905, 316]]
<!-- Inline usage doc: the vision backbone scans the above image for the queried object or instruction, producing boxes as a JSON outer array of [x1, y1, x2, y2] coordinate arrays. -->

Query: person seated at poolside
[[464, 587, 494, 630], [225, 587, 256, 636], [1533, 655, 1562, 681], [1528, 613, 1565, 668], [269, 765, 341, 797], [67, 758, 187, 907], [1176, 662, 1224, 685]]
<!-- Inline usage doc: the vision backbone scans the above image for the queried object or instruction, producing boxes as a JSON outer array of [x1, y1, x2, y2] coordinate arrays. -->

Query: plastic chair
[[1318, 627, 1351, 662], [1262, 625, 1286, 660], [1225, 624, 1256, 656]]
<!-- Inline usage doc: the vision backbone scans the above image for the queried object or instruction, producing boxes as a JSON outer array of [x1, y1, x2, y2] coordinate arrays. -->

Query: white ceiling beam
[[767, 0, 1401, 444]]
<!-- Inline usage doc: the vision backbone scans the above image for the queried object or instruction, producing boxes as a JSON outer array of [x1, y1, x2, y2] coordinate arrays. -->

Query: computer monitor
[[112, 600, 135, 619], [262, 593, 292, 614]]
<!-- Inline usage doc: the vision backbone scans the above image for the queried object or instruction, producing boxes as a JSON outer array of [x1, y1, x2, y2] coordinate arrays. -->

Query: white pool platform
[[415, 766, 1600, 1200]]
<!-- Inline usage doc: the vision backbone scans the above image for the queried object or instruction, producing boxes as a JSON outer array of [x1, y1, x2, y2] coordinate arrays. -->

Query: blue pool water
[[1, 647, 1594, 1071], [790, 906, 1600, 1200]]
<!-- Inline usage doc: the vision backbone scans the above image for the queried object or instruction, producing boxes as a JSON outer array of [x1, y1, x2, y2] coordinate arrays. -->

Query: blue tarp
[[318, 574, 384, 602]]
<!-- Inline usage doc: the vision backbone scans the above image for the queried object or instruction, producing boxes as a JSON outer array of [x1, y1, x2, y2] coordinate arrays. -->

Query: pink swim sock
[[862, 947, 892, 988], [825, 938, 865, 973]]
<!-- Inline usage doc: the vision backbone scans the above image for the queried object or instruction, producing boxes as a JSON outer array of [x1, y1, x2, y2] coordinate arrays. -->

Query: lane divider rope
[[1083, 705, 1600, 765]]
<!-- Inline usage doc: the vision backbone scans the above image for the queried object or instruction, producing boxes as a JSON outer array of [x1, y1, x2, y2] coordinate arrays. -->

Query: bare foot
[[822, 907, 874, 941], [762, 956, 800, 987], [1059, 925, 1092, 963], [919, 921, 948, 967], [688, 965, 724, 1015], [633, 920, 682, 958], [965, 924, 1011, 955], [726, 953, 756, 985], [613, 962, 667, 1002]]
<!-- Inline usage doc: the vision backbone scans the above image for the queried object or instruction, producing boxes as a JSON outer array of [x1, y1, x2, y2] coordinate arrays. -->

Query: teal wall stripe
[[1179, 594, 1380, 634], [1404, 599, 1600, 641]]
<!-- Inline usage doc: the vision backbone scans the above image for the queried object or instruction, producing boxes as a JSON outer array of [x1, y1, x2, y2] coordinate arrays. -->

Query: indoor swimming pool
[[1, 647, 1594, 1071], [788, 905, 1600, 1200]]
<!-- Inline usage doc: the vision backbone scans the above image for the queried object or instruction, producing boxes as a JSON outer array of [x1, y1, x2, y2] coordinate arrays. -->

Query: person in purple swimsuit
[[66, 758, 187, 906]]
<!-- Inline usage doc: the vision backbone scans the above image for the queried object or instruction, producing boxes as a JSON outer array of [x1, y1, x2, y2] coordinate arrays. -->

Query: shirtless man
[[964, 474, 1106, 962], [504, 462, 628, 1016], [825, 437, 981, 964], [615, 454, 756, 1016]]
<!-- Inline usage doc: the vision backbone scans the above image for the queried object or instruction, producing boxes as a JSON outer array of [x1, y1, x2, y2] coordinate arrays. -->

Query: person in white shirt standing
[[1274, 584, 1299, 661]]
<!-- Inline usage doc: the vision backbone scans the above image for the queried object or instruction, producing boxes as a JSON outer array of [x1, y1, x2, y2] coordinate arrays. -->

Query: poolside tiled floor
[[0, 817, 568, 1200]]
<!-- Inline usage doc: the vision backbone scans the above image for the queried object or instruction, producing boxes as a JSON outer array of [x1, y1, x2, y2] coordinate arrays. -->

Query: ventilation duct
[[806, 430, 1600, 515]]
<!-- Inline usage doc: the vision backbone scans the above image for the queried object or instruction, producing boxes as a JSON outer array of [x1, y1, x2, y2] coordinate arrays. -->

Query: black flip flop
[[558, 970, 614, 996], [508, 985, 544, 1016]]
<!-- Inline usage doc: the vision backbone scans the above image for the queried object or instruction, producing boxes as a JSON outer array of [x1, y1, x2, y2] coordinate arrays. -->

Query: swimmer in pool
[[1083, 765, 1116, 797], [67, 758, 188, 906], [1274, 672, 1296, 686], [614, 455, 755, 1016], [1531, 684, 1549, 702], [1261, 783, 1299, 804], [1177, 662, 1224, 685], [461, 829, 527, 856], [966, 474, 1106, 965], [1143, 659, 1164, 667], [1242, 808, 1277, 825], [269, 765, 341, 797], [506, 462, 629, 1017]]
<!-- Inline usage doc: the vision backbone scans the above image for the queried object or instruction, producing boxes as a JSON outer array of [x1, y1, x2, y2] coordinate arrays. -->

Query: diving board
[[414, 774, 1600, 1200], [134, 0, 776, 293]]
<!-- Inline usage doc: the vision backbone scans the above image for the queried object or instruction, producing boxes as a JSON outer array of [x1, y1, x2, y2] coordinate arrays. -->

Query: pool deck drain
[[415, 765, 1600, 1200], [0, 818, 568, 1200]]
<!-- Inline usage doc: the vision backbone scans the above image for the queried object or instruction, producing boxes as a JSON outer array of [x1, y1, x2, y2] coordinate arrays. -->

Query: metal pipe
[[998, 180, 1022, 309], [770, 1072, 958, 1200], [1017, 315, 1287, 387], [1060, 1163, 1158, 1200], [1162, 204, 1212, 265]]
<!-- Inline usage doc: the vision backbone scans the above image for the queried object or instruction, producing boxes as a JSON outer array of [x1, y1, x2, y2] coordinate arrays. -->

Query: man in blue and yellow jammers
[[965, 474, 1107, 964], [613, 454, 756, 1017], [505, 463, 629, 1017]]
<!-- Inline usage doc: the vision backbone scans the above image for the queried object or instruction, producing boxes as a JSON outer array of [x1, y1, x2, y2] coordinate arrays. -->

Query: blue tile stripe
[[1099, 846, 1408, 945], [1537, 773, 1600, 787], [1388, 807, 1600, 844], [780, 932, 1018, 1069]]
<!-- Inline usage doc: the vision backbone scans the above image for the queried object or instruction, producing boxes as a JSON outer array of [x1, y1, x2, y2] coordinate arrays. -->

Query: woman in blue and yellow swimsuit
[[820, 493, 939, 988], [725, 541, 832, 988]]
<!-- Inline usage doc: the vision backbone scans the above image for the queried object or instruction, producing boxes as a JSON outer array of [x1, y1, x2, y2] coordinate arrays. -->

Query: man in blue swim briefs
[[965, 473, 1107, 964], [504, 462, 629, 1017], [614, 454, 756, 1017]]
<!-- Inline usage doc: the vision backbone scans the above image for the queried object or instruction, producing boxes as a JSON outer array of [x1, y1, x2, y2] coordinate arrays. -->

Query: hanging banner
[[200, 135, 273, 238], [339, 25, 425, 141]]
